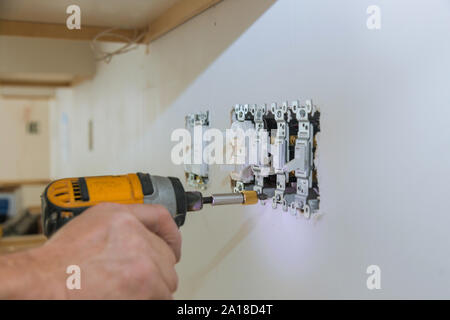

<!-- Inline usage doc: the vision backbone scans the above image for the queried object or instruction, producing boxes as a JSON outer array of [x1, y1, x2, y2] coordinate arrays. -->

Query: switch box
[[184, 111, 210, 190], [229, 100, 320, 218]]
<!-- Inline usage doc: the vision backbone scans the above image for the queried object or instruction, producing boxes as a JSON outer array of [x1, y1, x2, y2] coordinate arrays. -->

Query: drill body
[[42, 173, 262, 237], [42, 173, 191, 236]]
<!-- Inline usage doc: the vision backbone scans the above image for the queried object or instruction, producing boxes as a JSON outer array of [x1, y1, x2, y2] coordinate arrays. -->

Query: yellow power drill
[[41, 173, 266, 237]]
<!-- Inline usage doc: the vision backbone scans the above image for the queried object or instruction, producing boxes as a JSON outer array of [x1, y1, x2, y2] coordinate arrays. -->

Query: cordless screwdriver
[[41, 173, 266, 237]]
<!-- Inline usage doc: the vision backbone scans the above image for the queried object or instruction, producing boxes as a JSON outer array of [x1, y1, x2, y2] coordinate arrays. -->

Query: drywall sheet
[[0, 98, 50, 180], [50, 0, 450, 298]]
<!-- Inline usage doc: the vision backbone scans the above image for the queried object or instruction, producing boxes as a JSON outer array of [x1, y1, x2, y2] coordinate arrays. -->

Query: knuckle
[[151, 204, 171, 216], [168, 269, 179, 292], [134, 257, 155, 283], [108, 211, 141, 231], [110, 209, 134, 223], [91, 203, 129, 220], [118, 257, 155, 292], [162, 242, 178, 264], [94, 202, 122, 212]]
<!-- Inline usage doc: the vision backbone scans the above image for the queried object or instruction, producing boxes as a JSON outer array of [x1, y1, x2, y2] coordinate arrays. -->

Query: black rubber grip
[[78, 178, 90, 201], [137, 172, 154, 196], [168, 177, 186, 227]]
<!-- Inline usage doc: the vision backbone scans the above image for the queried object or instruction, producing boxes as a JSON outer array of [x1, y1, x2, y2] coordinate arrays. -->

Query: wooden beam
[[0, 86, 55, 99], [0, 179, 50, 191], [71, 75, 93, 87], [144, 0, 223, 43], [27, 206, 42, 216], [0, 19, 144, 43], [0, 235, 47, 255], [0, 80, 71, 88], [0, 94, 53, 100]]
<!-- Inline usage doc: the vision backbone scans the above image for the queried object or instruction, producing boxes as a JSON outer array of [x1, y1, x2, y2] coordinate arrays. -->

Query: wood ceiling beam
[[144, 0, 223, 44], [0, 0, 222, 45], [0, 19, 142, 43], [0, 80, 71, 88], [0, 179, 51, 190]]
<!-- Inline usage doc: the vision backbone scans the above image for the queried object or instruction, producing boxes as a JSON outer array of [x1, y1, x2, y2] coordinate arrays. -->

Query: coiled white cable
[[90, 27, 147, 63]]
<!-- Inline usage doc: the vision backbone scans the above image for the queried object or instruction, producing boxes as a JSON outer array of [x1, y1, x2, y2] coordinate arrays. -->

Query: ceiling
[[0, 0, 180, 29]]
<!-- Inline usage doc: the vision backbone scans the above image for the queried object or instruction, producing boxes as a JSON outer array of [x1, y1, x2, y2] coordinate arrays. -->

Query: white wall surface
[[0, 97, 50, 180], [50, 0, 450, 299], [0, 97, 50, 214]]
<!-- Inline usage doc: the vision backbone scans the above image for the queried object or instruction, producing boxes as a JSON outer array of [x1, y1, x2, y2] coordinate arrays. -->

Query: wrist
[[0, 246, 66, 299], [0, 250, 38, 299]]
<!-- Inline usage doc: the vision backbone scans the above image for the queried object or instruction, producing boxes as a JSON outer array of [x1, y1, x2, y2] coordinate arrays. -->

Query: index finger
[[124, 204, 182, 262]]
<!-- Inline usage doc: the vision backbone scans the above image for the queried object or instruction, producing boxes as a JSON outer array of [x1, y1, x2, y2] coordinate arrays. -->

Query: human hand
[[0, 203, 182, 299]]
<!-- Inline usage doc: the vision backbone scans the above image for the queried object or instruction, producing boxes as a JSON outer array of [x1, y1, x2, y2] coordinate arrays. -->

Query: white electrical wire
[[90, 27, 147, 63]]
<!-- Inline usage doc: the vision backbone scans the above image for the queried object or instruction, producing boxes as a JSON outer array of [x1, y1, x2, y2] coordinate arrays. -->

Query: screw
[[303, 205, 311, 219]]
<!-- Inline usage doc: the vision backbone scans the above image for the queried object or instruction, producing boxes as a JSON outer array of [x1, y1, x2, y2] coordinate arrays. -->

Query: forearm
[[0, 247, 65, 299]]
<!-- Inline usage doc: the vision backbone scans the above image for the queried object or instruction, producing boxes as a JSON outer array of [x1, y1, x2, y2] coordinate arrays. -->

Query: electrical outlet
[[27, 121, 39, 134], [229, 100, 320, 218], [184, 111, 210, 190]]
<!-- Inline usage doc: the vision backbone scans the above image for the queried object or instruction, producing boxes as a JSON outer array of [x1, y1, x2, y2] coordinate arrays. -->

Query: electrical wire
[[90, 27, 147, 63]]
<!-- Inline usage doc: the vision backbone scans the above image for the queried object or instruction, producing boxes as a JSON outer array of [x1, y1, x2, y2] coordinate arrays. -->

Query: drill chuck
[[208, 193, 245, 206], [198, 191, 260, 207]]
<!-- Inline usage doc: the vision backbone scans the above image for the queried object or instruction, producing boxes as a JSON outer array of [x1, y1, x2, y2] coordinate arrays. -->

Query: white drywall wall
[[0, 97, 50, 214], [50, 0, 450, 298], [0, 98, 50, 180]]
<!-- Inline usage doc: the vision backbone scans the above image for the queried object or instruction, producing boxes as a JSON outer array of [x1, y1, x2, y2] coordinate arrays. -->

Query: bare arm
[[0, 203, 182, 299]]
